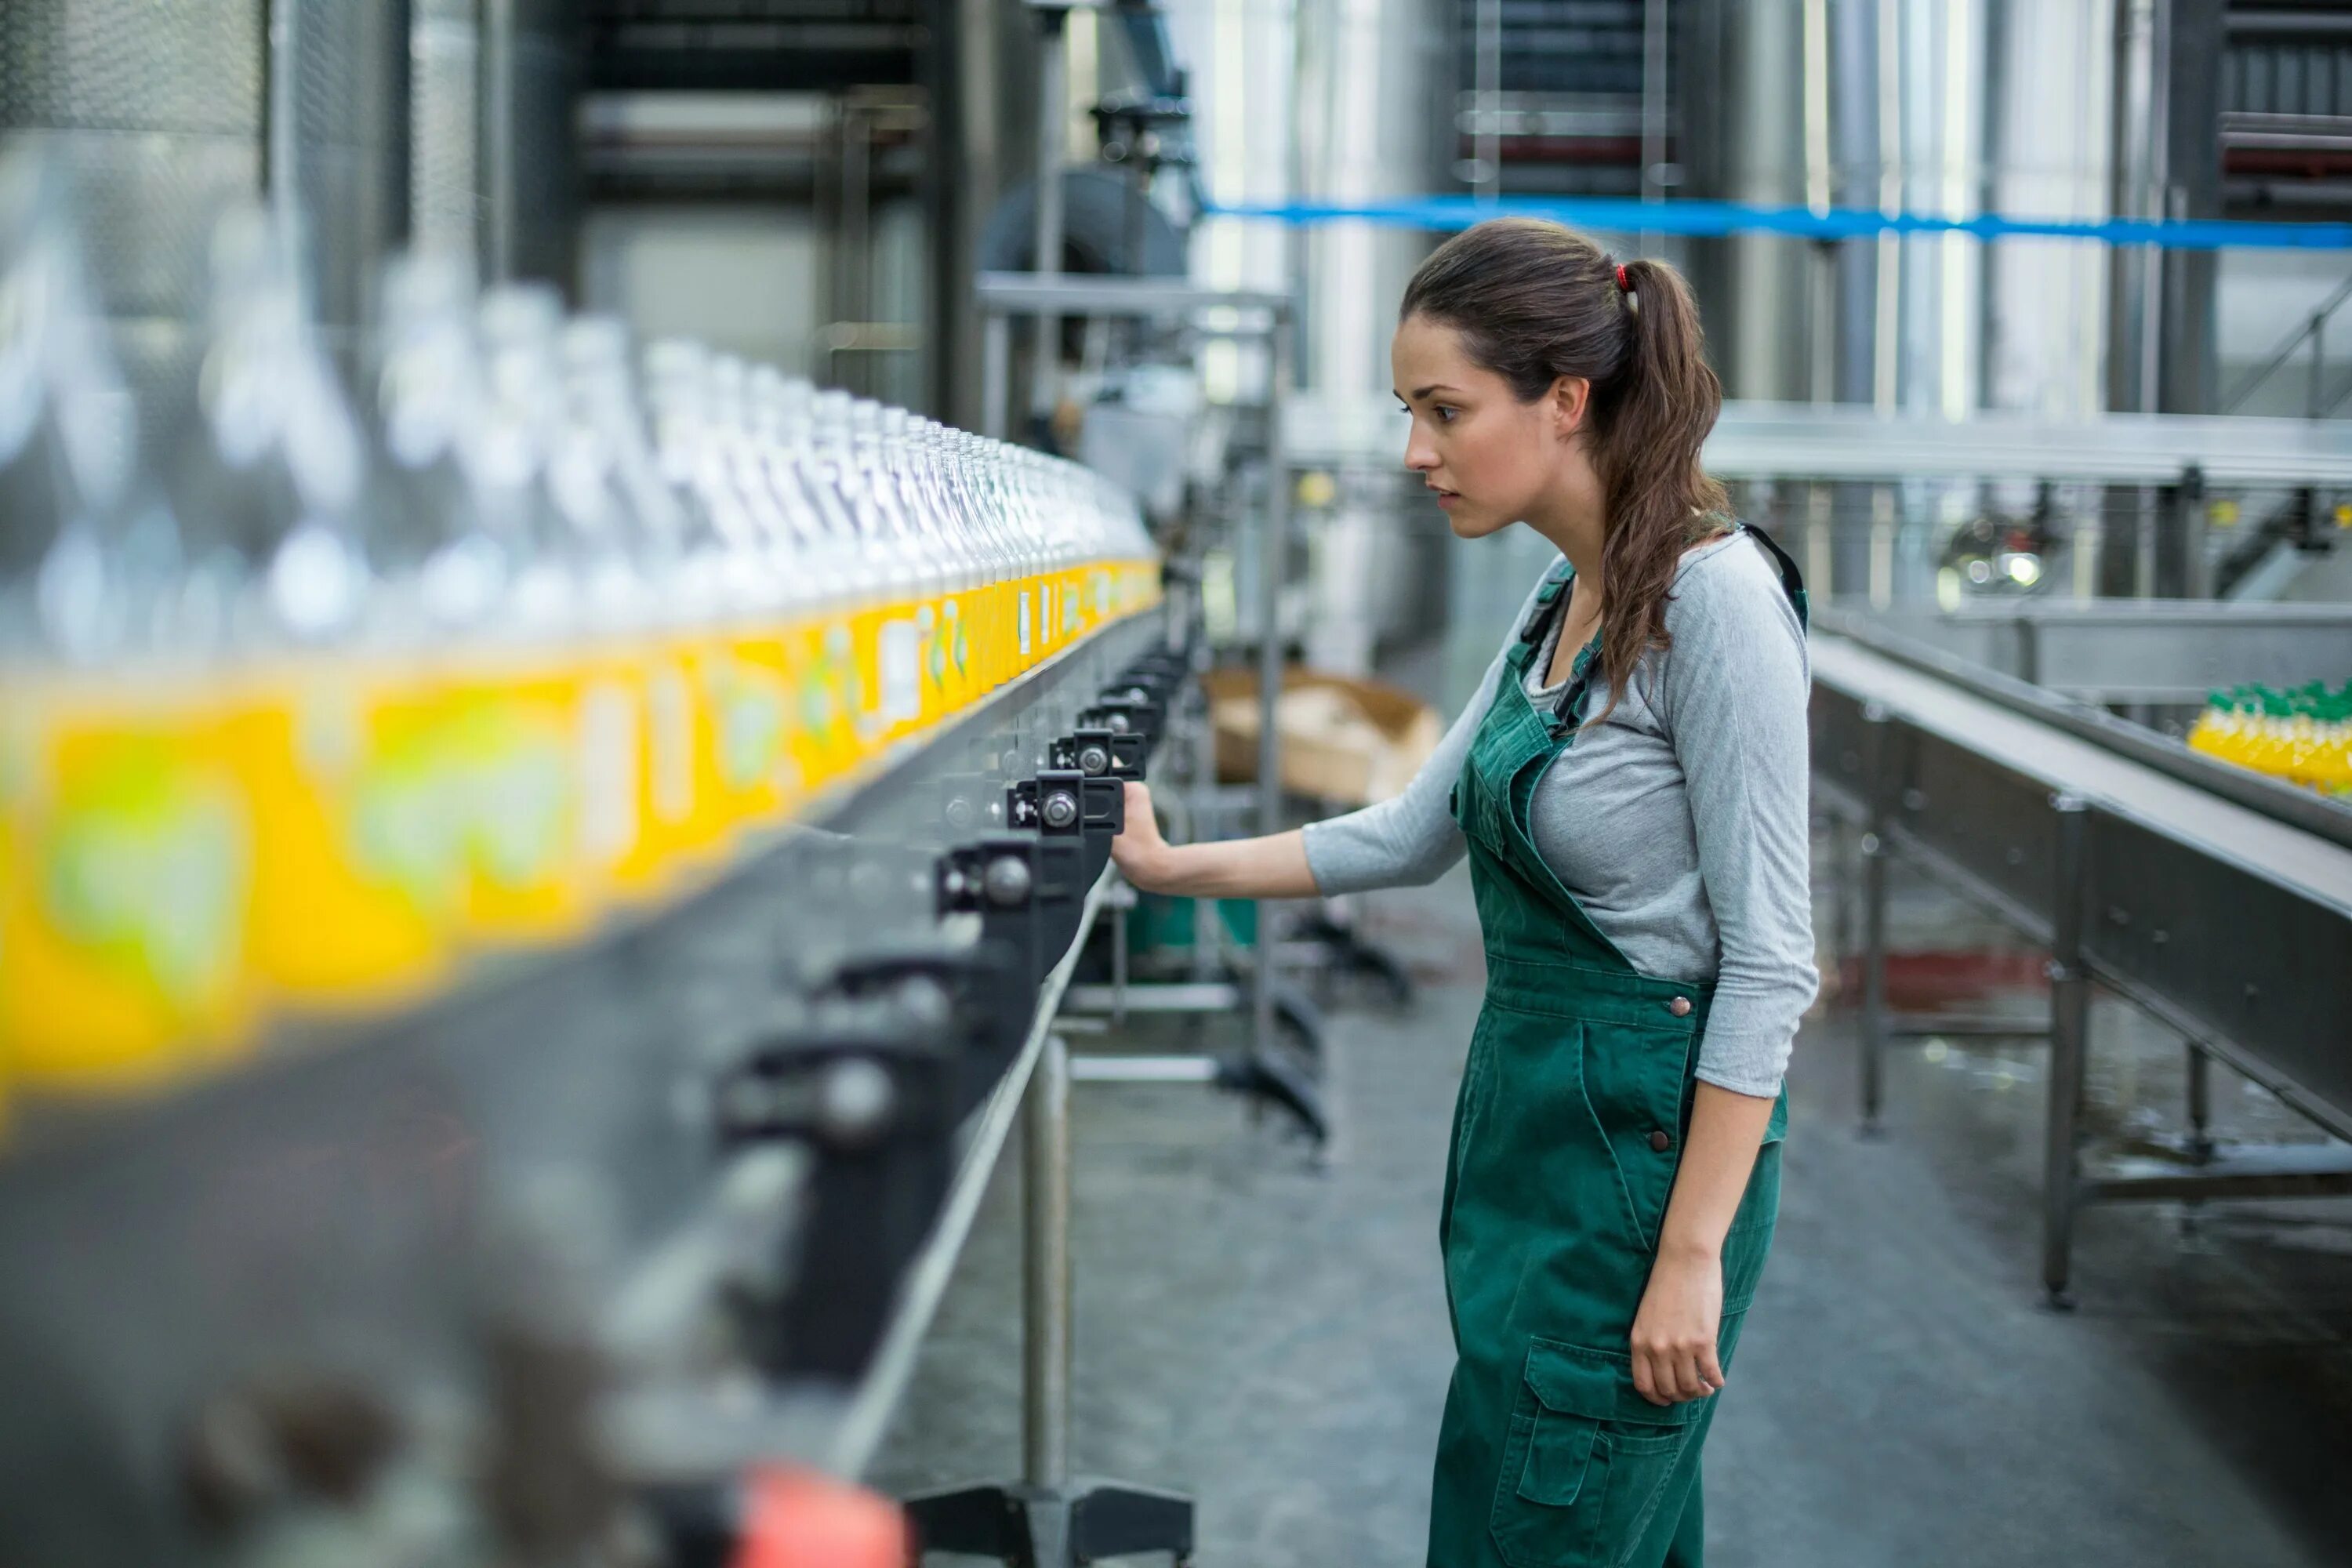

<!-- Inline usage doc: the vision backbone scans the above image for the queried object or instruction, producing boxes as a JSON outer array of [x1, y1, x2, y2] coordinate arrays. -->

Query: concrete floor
[[867, 845, 2352, 1567]]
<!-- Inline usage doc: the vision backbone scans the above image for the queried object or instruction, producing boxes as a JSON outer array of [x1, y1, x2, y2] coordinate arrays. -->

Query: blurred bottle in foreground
[[0, 156, 252, 1095], [0, 142, 1163, 1127]]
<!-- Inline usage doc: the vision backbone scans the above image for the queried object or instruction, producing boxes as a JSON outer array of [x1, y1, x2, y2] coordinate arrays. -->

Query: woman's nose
[[1403, 430, 1438, 472]]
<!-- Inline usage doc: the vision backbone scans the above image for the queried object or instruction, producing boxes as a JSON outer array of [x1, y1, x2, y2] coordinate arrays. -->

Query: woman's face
[[1391, 313, 1584, 539]]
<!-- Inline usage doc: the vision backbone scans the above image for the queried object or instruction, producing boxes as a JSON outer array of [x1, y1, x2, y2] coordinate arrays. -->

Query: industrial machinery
[[0, 154, 1230, 1565]]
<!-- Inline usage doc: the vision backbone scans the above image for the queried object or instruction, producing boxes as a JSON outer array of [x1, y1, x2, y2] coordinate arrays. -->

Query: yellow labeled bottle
[[3, 676, 258, 1087]]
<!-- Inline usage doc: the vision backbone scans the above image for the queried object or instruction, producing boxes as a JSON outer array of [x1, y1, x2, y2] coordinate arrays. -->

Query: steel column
[[1858, 702, 1894, 1133], [1029, 6, 1067, 427], [1022, 1033, 1073, 1488], [2042, 795, 2094, 1309], [1254, 316, 1294, 1070]]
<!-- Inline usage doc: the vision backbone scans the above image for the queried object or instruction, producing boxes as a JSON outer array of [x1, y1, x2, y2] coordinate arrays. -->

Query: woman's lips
[[1432, 488, 1460, 509]]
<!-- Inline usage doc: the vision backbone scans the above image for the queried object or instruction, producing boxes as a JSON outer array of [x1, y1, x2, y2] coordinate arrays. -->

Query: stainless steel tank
[[1683, 0, 2133, 604], [1292, 0, 1454, 673]]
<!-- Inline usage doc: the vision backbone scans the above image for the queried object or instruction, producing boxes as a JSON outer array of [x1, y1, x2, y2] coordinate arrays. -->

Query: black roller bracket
[[1049, 727, 1145, 781], [1082, 694, 1163, 751], [828, 946, 1030, 1120], [1007, 770, 1125, 884], [938, 836, 1089, 985], [712, 1006, 958, 1382]]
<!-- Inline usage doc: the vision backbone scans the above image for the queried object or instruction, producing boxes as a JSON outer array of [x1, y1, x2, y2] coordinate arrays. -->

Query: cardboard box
[[1202, 666, 1444, 807]]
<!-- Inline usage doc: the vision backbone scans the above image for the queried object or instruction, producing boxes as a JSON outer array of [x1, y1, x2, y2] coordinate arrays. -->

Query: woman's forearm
[[1137, 829, 1322, 900], [1657, 1081, 1777, 1260]]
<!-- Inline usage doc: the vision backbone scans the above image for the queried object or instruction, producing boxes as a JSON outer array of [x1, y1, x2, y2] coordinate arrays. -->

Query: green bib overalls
[[1428, 524, 1808, 1568]]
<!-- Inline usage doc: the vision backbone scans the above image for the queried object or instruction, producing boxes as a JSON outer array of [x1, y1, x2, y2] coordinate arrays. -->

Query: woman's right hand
[[1112, 780, 1178, 891]]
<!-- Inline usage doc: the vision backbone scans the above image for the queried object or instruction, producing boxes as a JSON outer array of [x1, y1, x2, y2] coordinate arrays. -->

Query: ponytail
[[1399, 222, 1726, 724], [1592, 256, 1727, 722]]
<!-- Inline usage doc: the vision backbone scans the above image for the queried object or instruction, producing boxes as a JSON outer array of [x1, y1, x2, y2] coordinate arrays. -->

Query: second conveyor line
[[1808, 625, 2352, 1301]]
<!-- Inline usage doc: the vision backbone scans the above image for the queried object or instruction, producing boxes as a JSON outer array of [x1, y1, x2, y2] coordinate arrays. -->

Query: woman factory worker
[[1109, 217, 1817, 1568]]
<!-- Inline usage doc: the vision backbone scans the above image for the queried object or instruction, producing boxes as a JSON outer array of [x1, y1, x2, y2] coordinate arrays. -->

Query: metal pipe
[[411, 0, 483, 265], [2311, 310, 2330, 421], [1022, 1032, 1073, 1488], [264, 0, 300, 269], [1191, 652, 1221, 983], [2186, 1040, 2213, 1160], [2041, 794, 2093, 1309], [1641, 0, 1668, 244], [1474, 0, 1501, 203], [1859, 702, 1893, 1134], [839, 101, 874, 394], [1254, 317, 1293, 1065], [1031, 8, 1069, 428], [482, 0, 517, 281], [983, 313, 1011, 438]]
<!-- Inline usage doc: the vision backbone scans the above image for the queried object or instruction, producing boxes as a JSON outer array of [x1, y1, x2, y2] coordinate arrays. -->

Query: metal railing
[[2223, 267, 2352, 416]]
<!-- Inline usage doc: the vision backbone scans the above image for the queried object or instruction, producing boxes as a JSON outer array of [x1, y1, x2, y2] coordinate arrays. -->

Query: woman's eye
[[1434, 406, 1457, 424]]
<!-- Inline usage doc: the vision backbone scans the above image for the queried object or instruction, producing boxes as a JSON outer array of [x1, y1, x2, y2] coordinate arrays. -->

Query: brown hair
[[1399, 218, 1726, 723]]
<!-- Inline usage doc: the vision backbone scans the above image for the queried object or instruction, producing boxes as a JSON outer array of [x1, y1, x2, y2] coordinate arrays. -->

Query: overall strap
[[1519, 557, 1574, 638], [1736, 520, 1811, 631]]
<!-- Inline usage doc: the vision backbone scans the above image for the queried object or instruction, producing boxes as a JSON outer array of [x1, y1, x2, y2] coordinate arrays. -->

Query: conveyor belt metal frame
[[1811, 627, 2352, 1305], [1834, 600, 2352, 706]]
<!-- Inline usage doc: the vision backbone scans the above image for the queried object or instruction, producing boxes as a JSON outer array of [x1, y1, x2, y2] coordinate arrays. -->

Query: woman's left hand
[[1628, 1246, 1726, 1406]]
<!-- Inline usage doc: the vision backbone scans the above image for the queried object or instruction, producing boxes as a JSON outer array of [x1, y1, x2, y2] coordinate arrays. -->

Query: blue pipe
[[1200, 194, 2352, 252]]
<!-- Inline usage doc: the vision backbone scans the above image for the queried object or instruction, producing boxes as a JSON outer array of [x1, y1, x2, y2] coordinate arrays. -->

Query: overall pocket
[[1488, 1339, 1698, 1568], [1576, 1017, 1696, 1251]]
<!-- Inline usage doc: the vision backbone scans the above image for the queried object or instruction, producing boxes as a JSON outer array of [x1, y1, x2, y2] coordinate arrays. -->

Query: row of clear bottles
[[0, 152, 1159, 1109]]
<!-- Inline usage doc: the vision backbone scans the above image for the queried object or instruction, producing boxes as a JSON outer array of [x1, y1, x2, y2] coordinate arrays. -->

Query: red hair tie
[[1615, 262, 1632, 294]]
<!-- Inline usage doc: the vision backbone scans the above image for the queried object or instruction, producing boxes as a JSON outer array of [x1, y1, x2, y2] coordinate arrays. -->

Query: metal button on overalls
[[1427, 524, 1805, 1568]]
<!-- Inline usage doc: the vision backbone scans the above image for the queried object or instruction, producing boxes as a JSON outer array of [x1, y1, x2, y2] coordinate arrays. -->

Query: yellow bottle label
[[599, 642, 702, 900], [230, 662, 459, 1011], [2, 681, 257, 1088], [931, 596, 967, 720], [787, 616, 862, 795], [713, 630, 798, 832], [448, 661, 596, 945], [874, 603, 926, 740]]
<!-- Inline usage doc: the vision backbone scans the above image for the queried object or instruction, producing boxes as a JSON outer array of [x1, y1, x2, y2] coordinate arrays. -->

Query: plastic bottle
[[217, 241, 471, 1015], [444, 281, 600, 943], [0, 156, 252, 1091]]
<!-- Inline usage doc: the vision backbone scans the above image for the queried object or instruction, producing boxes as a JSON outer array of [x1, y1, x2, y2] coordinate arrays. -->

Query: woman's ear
[[1550, 375, 1592, 440]]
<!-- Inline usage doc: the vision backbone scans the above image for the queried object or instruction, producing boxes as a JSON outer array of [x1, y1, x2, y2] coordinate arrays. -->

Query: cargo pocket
[[1488, 1339, 1698, 1568]]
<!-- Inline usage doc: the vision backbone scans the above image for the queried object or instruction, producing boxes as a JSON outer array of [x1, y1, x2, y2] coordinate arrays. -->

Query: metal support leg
[[1858, 706, 1893, 1135], [903, 1033, 1196, 1565], [1109, 898, 1129, 1027], [2186, 1040, 2213, 1160], [1023, 1034, 1073, 1491], [1830, 811, 1859, 1007], [1251, 322, 1293, 1076], [2042, 797, 2094, 1311]]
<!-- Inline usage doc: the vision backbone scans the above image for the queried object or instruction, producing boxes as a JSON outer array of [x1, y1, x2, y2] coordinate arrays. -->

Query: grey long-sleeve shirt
[[1301, 531, 1817, 1097]]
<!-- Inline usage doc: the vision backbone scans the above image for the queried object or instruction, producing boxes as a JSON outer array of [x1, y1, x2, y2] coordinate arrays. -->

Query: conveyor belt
[[0, 606, 1179, 1566], [1809, 633, 2352, 1147], [1812, 634, 2352, 916]]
